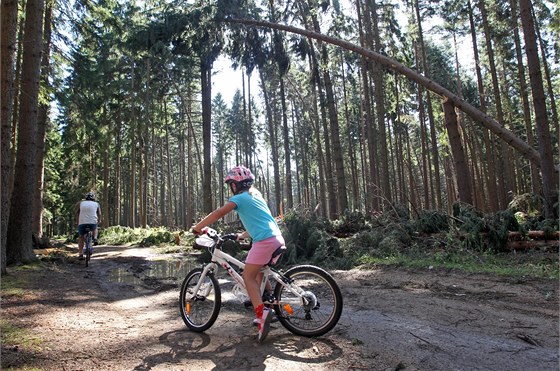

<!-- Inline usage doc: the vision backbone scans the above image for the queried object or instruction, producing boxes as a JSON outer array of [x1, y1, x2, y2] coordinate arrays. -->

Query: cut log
[[506, 240, 559, 251], [508, 230, 560, 240]]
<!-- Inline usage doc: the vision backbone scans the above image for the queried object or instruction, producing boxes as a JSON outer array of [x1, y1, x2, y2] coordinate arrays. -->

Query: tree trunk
[[102, 109, 110, 227], [509, 0, 541, 196], [279, 77, 293, 209], [478, 0, 511, 209], [129, 66, 137, 228], [115, 110, 122, 226], [414, 41, 431, 210], [467, 0, 498, 212], [369, 0, 392, 207], [1, 0, 19, 274], [297, 0, 347, 217], [201, 63, 213, 214], [414, 0, 441, 210], [6, 0, 45, 264], [259, 68, 281, 215], [306, 55, 327, 216], [223, 18, 547, 170], [532, 3, 559, 137], [304, 43, 336, 217], [356, 0, 378, 213], [32, 0, 53, 238], [340, 58, 360, 210], [519, 0, 558, 219], [443, 99, 472, 204]]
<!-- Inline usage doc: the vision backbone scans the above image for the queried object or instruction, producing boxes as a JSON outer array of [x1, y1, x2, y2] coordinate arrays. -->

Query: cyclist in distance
[[192, 165, 285, 343], [76, 191, 102, 260]]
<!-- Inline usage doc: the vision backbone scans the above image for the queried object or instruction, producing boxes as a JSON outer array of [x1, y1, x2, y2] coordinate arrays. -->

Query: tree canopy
[[1, 0, 558, 270]]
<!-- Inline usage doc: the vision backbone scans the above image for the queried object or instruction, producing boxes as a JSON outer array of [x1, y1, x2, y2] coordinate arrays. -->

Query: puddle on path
[[108, 259, 199, 286]]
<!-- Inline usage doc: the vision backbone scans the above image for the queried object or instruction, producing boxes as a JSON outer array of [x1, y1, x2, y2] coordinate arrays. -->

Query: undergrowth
[[276, 200, 558, 279], [93, 226, 179, 246], [65, 195, 558, 279]]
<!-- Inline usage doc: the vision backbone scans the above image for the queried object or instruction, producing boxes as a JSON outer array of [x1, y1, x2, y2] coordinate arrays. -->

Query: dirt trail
[[1, 244, 558, 370]]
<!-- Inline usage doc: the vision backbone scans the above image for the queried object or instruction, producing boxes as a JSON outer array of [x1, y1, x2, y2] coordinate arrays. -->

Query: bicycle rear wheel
[[85, 232, 92, 267], [179, 267, 221, 332], [274, 265, 343, 337]]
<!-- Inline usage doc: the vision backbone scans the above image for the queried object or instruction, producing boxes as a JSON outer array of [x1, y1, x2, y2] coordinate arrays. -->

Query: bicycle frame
[[181, 230, 344, 337], [190, 243, 306, 306]]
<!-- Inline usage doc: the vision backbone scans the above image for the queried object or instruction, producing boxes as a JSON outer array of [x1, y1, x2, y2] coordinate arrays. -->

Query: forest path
[[1, 244, 558, 370]]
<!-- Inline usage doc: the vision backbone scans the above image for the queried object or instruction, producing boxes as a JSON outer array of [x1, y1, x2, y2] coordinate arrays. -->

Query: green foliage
[[281, 208, 328, 263], [508, 193, 559, 236], [99, 226, 175, 246], [414, 210, 450, 233], [350, 225, 412, 260], [508, 193, 543, 216], [330, 210, 369, 236], [138, 227, 175, 246], [451, 201, 558, 252]]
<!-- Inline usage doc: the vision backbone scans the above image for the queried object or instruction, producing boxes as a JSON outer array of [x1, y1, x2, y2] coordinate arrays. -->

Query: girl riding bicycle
[[192, 165, 285, 342]]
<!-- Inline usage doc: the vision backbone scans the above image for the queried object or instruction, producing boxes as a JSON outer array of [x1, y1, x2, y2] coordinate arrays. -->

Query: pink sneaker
[[256, 307, 273, 343]]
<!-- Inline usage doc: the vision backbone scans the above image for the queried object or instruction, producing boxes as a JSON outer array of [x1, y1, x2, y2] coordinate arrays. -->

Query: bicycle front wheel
[[274, 265, 343, 337], [179, 267, 221, 332]]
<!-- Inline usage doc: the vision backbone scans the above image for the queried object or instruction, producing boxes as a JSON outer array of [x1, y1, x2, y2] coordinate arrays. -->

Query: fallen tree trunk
[[508, 230, 560, 240], [506, 240, 558, 251]]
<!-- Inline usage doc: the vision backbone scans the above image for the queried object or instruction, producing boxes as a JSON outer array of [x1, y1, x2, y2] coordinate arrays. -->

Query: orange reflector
[[186, 302, 191, 315], [284, 303, 294, 315]]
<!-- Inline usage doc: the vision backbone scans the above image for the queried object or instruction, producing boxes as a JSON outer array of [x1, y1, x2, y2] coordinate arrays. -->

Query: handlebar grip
[[222, 233, 238, 241]]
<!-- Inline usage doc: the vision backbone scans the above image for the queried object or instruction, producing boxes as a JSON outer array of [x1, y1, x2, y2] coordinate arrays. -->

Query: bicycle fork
[[189, 263, 217, 300]]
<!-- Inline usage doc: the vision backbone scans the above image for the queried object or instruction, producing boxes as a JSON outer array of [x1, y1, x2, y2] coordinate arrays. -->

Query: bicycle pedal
[[262, 292, 276, 304]]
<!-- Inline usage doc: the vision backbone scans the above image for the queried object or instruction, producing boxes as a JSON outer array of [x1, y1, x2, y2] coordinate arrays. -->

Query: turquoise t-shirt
[[229, 190, 281, 242]]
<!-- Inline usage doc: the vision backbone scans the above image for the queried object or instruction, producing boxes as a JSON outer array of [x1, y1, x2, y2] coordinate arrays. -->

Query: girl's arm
[[192, 201, 236, 233]]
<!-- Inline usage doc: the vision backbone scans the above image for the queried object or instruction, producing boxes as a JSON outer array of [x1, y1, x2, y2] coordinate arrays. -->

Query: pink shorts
[[245, 235, 285, 265]]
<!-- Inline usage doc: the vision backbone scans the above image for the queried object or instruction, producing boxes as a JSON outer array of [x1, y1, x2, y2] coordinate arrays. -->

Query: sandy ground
[[1, 244, 558, 370]]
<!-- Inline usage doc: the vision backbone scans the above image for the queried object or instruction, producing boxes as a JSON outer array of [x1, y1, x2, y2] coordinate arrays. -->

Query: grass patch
[[0, 319, 44, 351], [356, 248, 559, 279], [1, 264, 45, 297]]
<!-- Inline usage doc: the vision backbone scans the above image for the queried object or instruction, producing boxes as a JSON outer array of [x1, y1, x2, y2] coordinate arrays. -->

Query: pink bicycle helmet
[[224, 165, 254, 184]]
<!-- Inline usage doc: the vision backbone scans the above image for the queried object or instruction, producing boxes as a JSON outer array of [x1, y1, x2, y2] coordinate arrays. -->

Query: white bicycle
[[179, 228, 343, 337]]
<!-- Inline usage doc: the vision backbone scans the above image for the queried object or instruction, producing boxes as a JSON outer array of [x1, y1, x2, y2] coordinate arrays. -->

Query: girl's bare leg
[[243, 263, 264, 309]]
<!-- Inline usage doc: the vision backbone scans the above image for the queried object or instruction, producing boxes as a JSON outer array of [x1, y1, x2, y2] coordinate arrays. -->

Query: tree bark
[[6, 0, 45, 264], [279, 77, 293, 209], [478, 0, 510, 209], [201, 63, 213, 214], [518, 0, 558, 219], [467, 0, 498, 212], [1, 0, 19, 273], [259, 68, 282, 215], [509, 0, 541, 196], [32, 0, 53, 238], [306, 55, 327, 217], [356, 0, 378, 213], [443, 99, 472, 204], [532, 3, 559, 137], [369, 0, 392, 207]]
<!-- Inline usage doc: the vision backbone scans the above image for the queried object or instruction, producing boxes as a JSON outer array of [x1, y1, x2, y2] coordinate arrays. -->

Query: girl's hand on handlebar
[[191, 226, 208, 236], [236, 231, 249, 241]]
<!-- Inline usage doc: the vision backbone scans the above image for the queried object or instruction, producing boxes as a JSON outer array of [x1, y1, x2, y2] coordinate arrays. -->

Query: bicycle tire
[[274, 265, 343, 337], [85, 232, 92, 267], [179, 267, 221, 332]]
